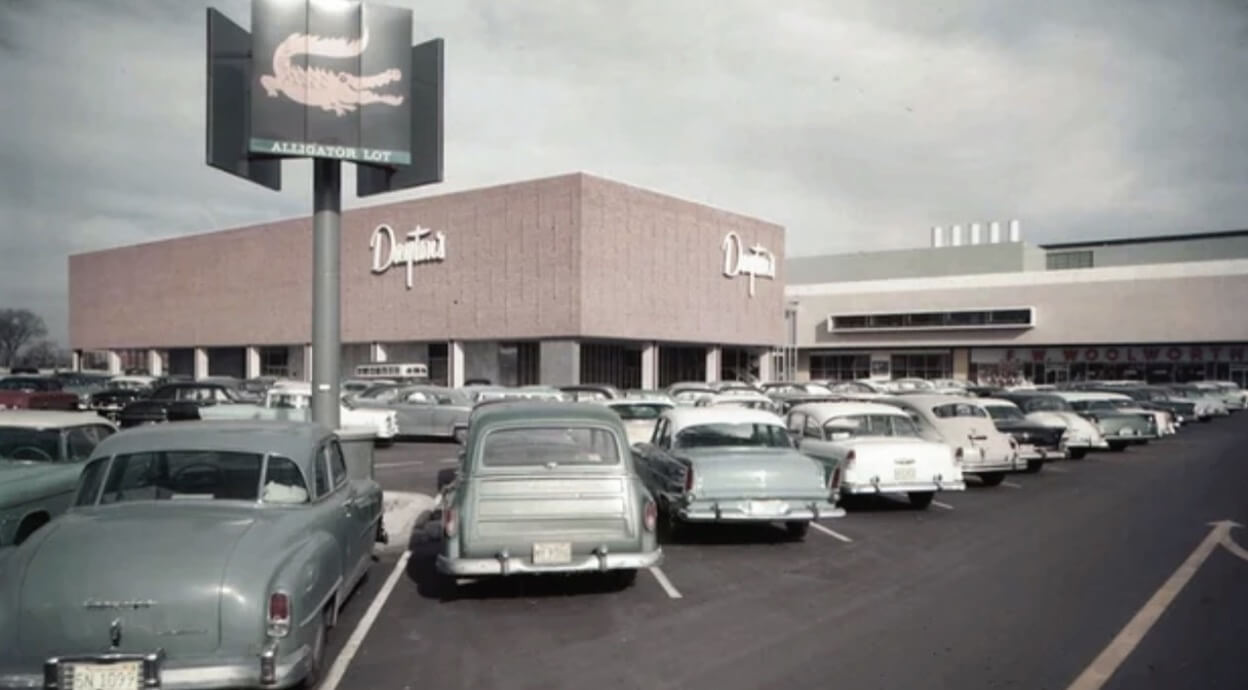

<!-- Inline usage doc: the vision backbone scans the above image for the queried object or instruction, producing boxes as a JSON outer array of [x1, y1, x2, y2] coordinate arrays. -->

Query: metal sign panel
[[205, 8, 281, 190], [248, 0, 414, 166], [357, 38, 444, 196]]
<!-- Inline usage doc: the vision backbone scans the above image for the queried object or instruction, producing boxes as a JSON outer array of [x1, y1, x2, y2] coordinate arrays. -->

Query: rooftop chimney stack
[[951, 224, 964, 246], [969, 222, 983, 245], [1008, 219, 1022, 243], [989, 221, 1002, 244], [931, 226, 946, 248]]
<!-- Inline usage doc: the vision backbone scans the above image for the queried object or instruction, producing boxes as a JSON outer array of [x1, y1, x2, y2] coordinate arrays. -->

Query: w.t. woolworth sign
[[370, 224, 446, 289]]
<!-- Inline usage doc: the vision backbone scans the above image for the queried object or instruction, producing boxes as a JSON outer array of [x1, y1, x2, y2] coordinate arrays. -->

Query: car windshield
[[0, 427, 62, 461], [1072, 400, 1118, 411], [80, 450, 279, 504], [480, 426, 620, 466], [931, 403, 989, 419], [359, 385, 399, 400], [985, 405, 1025, 421], [268, 392, 309, 409], [609, 403, 672, 420], [1023, 397, 1072, 412], [827, 414, 920, 438], [674, 423, 793, 449]]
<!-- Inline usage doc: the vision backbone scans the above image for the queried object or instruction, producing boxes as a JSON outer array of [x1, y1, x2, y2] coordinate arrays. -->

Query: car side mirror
[[452, 424, 468, 446]]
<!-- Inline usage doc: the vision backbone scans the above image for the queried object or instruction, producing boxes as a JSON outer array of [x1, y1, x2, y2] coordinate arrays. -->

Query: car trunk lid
[[678, 448, 827, 501], [836, 437, 951, 481], [460, 473, 637, 558], [18, 504, 255, 656]]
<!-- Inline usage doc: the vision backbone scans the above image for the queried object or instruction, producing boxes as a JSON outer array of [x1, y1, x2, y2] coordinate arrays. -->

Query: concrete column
[[641, 343, 658, 390], [449, 341, 465, 388], [756, 349, 774, 383], [303, 345, 313, 382], [369, 342, 388, 363], [952, 348, 970, 380], [539, 340, 581, 387], [246, 346, 261, 379], [106, 351, 122, 376], [146, 350, 163, 377], [705, 346, 722, 383], [71, 351, 82, 372], [193, 348, 209, 379]]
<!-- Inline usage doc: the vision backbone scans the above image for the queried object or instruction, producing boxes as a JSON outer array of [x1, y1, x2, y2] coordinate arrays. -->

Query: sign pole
[[311, 158, 342, 430]]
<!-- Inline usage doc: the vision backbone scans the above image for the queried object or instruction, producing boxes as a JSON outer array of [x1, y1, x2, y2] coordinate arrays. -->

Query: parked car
[[993, 391, 1107, 459], [632, 407, 842, 540], [665, 382, 716, 406], [1074, 391, 1177, 436], [0, 420, 383, 689], [694, 391, 779, 413], [1190, 380, 1246, 411], [787, 402, 964, 509], [600, 398, 676, 445], [826, 380, 892, 400], [87, 387, 149, 423], [196, 383, 400, 445], [1095, 385, 1199, 424], [116, 381, 249, 428], [977, 398, 1068, 472], [56, 372, 115, 410], [878, 395, 1023, 486], [559, 384, 623, 401], [465, 386, 569, 404], [710, 381, 761, 394], [0, 376, 80, 411], [0, 411, 117, 547], [767, 391, 852, 416], [759, 381, 835, 396], [434, 402, 661, 588], [351, 384, 472, 438], [1161, 384, 1228, 419], [1051, 392, 1158, 451]]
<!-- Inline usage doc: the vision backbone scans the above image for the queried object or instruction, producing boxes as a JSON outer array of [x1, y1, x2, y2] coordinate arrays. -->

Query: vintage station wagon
[[435, 403, 662, 588]]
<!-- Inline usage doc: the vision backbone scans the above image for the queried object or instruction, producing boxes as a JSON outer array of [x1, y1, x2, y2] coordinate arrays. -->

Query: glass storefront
[[970, 357, 1238, 384], [809, 353, 870, 381], [890, 353, 951, 379]]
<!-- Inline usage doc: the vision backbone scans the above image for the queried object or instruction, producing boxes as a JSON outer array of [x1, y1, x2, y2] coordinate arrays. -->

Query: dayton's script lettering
[[370, 224, 447, 289], [722, 231, 776, 297]]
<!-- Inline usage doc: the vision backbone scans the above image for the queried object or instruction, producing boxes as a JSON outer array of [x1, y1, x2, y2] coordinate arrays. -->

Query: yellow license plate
[[69, 661, 141, 690]]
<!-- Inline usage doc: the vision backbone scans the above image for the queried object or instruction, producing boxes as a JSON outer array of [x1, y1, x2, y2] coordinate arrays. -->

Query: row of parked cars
[[0, 371, 1240, 689]]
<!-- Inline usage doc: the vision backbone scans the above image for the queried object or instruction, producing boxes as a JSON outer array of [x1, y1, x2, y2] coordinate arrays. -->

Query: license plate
[[532, 542, 572, 565], [893, 467, 918, 481], [747, 500, 789, 516], [1120, 428, 1136, 436], [68, 661, 141, 690]]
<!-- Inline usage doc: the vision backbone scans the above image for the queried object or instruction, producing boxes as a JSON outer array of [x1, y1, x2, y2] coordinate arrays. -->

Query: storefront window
[[889, 354, 951, 379], [809, 354, 870, 382]]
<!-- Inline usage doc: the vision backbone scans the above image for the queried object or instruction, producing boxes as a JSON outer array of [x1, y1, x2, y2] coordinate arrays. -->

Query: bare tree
[[15, 339, 67, 369], [0, 309, 48, 367]]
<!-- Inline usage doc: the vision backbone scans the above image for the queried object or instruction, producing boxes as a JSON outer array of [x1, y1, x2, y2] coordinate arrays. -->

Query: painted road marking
[[811, 522, 853, 542], [1222, 529, 1248, 562], [321, 550, 412, 690], [1066, 521, 1242, 690], [439, 457, 459, 464], [1003, 480, 1023, 489], [932, 500, 955, 510], [1046, 465, 1070, 474], [648, 566, 683, 599]]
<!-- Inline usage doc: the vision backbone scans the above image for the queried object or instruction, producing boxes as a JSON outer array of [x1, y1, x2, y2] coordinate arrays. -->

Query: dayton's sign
[[248, 0, 415, 165], [975, 345, 1248, 365], [370, 223, 446, 289], [722, 231, 776, 297]]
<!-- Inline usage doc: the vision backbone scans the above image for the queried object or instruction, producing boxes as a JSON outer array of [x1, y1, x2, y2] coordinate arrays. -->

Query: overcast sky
[[4, 0, 1248, 345]]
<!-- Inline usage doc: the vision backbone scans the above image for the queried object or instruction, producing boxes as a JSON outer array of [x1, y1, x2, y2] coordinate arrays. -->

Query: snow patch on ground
[[380, 491, 436, 552]]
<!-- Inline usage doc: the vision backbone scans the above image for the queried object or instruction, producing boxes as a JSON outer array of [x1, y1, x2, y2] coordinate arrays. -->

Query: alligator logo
[[259, 28, 404, 117]]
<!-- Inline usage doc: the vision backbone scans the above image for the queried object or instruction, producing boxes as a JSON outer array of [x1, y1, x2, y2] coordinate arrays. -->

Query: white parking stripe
[[932, 500, 955, 510], [374, 460, 424, 469], [320, 550, 411, 690], [1003, 481, 1024, 489], [1046, 465, 1070, 474], [648, 566, 682, 599], [439, 457, 459, 464], [810, 522, 853, 542]]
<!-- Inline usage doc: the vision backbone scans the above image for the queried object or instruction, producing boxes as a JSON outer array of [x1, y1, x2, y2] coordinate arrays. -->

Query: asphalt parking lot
[[320, 419, 1248, 690]]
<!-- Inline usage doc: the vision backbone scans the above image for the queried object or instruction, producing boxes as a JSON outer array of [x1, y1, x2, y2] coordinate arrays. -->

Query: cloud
[[3, 0, 1248, 345]]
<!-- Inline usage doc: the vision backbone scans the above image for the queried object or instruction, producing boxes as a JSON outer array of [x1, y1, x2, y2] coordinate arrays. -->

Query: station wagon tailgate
[[459, 474, 641, 559]]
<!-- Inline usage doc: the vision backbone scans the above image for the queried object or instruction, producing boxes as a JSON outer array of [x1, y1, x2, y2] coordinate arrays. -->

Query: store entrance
[[1232, 366, 1248, 389], [1045, 365, 1069, 385]]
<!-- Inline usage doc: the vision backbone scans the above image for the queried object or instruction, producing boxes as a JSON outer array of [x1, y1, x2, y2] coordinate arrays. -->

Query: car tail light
[[683, 467, 694, 492], [843, 450, 856, 472], [954, 448, 963, 464], [1008, 437, 1018, 450], [443, 506, 458, 538], [267, 592, 290, 638], [642, 500, 657, 532], [829, 467, 842, 491]]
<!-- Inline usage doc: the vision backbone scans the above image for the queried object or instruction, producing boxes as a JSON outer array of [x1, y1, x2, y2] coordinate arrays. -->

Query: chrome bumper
[[437, 547, 663, 576], [1019, 446, 1067, 461], [0, 642, 310, 690], [678, 499, 844, 522], [841, 477, 966, 494]]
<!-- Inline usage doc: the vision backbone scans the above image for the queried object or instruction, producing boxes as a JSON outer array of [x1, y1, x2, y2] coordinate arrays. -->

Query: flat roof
[[1040, 228, 1248, 250]]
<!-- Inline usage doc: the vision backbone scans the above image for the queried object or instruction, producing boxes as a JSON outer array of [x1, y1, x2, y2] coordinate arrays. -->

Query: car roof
[[1058, 391, 1132, 400], [977, 398, 1022, 408], [603, 398, 673, 408], [789, 401, 909, 420], [663, 406, 784, 432], [0, 410, 119, 429], [469, 401, 623, 428], [886, 394, 985, 409], [88, 420, 332, 460]]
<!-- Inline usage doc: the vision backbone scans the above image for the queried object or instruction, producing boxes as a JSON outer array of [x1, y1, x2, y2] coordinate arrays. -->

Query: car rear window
[[931, 403, 989, 419], [674, 423, 793, 449], [480, 426, 621, 467], [609, 403, 672, 420], [90, 451, 265, 504]]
